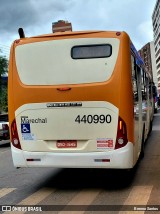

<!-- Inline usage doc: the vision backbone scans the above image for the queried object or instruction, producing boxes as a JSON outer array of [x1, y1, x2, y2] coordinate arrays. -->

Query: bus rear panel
[[9, 31, 135, 168]]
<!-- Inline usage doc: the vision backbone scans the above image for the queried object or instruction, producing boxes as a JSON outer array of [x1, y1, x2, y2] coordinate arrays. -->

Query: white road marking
[[4, 187, 56, 214], [59, 189, 100, 214], [118, 186, 153, 214], [0, 188, 16, 198]]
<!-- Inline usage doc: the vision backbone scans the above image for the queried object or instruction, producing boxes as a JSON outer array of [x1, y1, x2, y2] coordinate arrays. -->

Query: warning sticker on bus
[[97, 138, 113, 149], [22, 133, 36, 141]]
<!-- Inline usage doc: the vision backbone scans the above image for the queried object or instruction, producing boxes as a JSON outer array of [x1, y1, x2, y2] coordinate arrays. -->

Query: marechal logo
[[21, 116, 47, 124]]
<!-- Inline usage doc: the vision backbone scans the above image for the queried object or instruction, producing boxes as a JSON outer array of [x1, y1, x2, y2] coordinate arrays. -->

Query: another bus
[[8, 29, 154, 169]]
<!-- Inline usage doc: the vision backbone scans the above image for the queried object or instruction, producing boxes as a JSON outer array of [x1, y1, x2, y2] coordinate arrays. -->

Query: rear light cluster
[[115, 117, 128, 149], [2, 124, 9, 139], [11, 119, 21, 149]]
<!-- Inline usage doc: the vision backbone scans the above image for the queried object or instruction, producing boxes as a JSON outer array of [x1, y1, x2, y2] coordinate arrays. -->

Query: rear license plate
[[56, 140, 77, 148]]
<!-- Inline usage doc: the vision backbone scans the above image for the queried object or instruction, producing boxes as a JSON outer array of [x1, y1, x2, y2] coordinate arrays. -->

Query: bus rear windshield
[[71, 44, 112, 59], [15, 38, 119, 85]]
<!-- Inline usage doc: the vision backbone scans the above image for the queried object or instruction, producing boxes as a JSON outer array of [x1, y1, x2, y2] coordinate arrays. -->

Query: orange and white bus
[[8, 29, 154, 169]]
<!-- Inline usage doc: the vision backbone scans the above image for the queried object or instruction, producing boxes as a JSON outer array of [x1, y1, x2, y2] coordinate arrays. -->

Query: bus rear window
[[71, 44, 112, 59]]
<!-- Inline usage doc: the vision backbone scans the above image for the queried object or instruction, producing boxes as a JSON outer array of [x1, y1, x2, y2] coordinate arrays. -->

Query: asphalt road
[[0, 111, 160, 213]]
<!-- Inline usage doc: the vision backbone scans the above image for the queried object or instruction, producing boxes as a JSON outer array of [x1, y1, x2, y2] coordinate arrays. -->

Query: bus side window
[[145, 74, 149, 100], [149, 82, 152, 100], [152, 85, 157, 98], [141, 69, 147, 101], [131, 55, 138, 102]]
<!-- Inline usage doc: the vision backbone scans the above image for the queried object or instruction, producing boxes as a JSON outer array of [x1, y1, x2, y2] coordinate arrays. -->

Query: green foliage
[[0, 53, 8, 113], [0, 86, 8, 112], [0, 55, 8, 75]]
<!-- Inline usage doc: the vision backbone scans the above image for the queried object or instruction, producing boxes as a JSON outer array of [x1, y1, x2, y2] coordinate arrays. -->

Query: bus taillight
[[115, 117, 128, 149], [2, 124, 9, 130], [11, 119, 22, 150], [2, 124, 9, 139]]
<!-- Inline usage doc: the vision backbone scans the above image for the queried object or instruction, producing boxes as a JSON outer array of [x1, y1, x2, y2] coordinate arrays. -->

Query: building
[[150, 41, 158, 87], [138, 42, 157, 85], [52, 20, 72, 33], [152, 0, 160, 94]]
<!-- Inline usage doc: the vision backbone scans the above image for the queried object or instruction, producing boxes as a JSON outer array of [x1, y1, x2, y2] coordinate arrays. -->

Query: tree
[[0, 52, 8, 113], [0, 87, 8, 112], [0, 55, 8, 75]]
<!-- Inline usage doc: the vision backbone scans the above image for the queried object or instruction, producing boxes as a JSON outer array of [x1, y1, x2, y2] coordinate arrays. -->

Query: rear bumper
[[11, 142, 134, 169]]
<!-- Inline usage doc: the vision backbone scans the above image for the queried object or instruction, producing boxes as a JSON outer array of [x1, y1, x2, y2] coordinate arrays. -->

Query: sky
[[0, 0, 157, 58]]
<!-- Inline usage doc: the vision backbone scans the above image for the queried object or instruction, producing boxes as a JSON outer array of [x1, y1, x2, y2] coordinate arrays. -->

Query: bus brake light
[[116, 32, 121, 36], [115, 117, 128, 149], [57, 87, 71, 91], [11, 119, 22, 150], [2, 124, 9, 139]]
